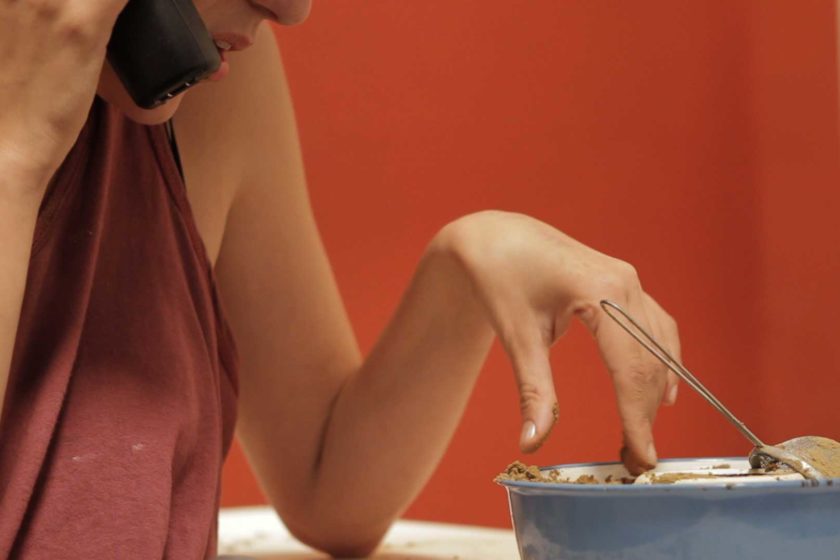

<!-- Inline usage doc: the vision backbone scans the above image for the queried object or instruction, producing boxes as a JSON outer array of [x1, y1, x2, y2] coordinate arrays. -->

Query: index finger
[[579, 295, 669, 474]]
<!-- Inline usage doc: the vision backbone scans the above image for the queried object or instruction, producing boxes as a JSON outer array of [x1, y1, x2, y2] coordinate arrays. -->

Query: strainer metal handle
[[599, 300, 765, 448]]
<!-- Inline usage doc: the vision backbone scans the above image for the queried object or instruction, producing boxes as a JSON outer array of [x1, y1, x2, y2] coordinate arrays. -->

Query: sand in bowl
[[494, 447, 840, 486], [495, 461, 636, 485]]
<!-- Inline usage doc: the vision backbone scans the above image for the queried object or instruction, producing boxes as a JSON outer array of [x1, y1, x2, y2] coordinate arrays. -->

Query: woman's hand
[[437, 210, 681, 475], [1, 0, 129, 189]]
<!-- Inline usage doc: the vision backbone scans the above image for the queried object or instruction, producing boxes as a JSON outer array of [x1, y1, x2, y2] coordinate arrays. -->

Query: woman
[[0, 1, 681, 557]]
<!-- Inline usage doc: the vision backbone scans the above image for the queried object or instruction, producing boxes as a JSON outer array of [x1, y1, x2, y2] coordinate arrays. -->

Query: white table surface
[[218, 506, 519, 559]]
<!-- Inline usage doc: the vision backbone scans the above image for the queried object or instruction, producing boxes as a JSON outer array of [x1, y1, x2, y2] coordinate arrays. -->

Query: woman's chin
[[116, 97, 184, 125], [97, 63, 184, 125]]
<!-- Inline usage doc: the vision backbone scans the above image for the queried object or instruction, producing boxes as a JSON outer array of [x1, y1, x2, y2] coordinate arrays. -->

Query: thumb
[[502, 325, 559, 453]]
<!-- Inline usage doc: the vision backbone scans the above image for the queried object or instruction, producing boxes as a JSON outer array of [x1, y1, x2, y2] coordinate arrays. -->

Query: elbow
[[283, 513, 390, 558], [310, 536, 384, 559]]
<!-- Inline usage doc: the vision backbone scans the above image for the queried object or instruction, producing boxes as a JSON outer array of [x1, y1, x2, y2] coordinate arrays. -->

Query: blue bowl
[[496, 458, 840, 560]]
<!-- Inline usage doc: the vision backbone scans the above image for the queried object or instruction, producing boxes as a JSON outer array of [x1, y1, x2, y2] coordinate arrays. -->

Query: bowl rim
[[495, 457, 840, 494]]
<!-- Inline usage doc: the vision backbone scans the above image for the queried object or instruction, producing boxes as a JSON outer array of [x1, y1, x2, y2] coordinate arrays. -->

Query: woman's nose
[[252, 0, 312, 25]]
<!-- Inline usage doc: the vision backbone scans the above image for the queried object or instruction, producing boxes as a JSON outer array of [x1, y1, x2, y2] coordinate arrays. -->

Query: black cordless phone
[[107, 0, 221, 109]]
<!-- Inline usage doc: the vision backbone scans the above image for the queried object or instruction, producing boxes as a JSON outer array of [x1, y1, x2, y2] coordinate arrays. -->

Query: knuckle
[[58, 14, 97, 47], [30, 0, 62, 21], [592, 271, 624, 298], [593, 260, 639, 298], [667, 315, 680, 336], [53, 4, 116, 49], [618, 362, 662, 392], [614, 260, 640, 284], [518, 382, 542, 414], [630, 368, 657, 389]]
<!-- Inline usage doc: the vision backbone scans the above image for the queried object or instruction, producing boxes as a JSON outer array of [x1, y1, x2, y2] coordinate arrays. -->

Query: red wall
[[221, 1, 840, 528]]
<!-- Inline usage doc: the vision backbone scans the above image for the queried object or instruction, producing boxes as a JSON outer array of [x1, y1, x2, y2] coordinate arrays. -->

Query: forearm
[[297, 231, 494, 552], [0, 168, 47, 424]]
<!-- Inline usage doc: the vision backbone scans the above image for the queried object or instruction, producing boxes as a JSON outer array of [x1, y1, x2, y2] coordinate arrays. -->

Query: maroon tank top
[[0, 96, 239, 558]]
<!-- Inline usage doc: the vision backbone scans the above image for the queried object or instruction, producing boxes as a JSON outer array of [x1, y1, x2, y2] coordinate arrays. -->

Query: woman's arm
[[194, 26, 680, 557], [0, 0, 131, 423], [0, 173, 45, 423]]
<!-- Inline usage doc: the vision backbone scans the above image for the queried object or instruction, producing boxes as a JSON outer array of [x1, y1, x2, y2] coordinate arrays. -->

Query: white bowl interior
[[545, 458, 805, 486]]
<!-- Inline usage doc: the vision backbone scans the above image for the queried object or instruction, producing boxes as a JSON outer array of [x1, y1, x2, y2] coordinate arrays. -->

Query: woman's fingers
[[595, 305, 664, 473], [498, 318, 559, 453], [575, 265, 669, 474], [441, 213, 684, 467], [642, 292, 681, 406]]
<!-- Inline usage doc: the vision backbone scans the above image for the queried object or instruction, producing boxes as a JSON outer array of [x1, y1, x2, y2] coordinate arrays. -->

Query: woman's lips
[[212, 33, 255, 52], [205, 33, 253, 82]]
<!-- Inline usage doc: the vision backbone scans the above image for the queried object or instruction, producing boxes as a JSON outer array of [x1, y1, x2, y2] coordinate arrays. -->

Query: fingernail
[[647, 442, 658, 464], [667, 384, 678, 404], [521, 420, 537, 444]]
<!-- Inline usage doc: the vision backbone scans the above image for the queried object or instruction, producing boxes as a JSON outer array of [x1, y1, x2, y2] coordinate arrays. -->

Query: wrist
[[420, 215, 506, 336], [424, 219, 495, 331], [432, 211, 530, 286]]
